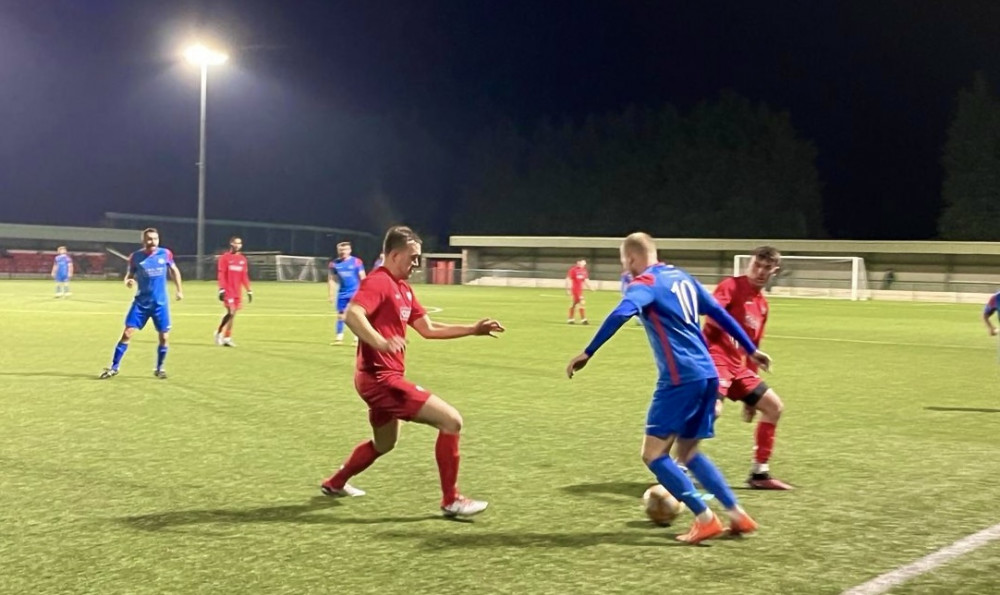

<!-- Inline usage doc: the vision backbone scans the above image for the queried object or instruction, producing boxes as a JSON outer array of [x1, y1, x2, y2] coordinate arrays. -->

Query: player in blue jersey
[[328, 241, 367, 345], [51, 246, 74, 298], [567, 232, 771, 544], [100, 228, 184, 379], [984, 292, 999, 336]]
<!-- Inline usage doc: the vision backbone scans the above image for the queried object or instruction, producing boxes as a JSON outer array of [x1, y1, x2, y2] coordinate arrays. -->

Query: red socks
[[326, 440, 381, 489], [754, 421, 776, 464], [435, 432, 461, 505]]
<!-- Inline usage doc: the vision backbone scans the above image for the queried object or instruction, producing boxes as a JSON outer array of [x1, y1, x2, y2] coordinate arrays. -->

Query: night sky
[[3, 0, 1000, 240]]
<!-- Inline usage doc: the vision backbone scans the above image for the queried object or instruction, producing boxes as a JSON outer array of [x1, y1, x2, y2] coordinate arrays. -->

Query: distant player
[[215, 236, 253, 347], [704, 245, 792, 490], [373, 252, 385, 269], [52, 246, 74, 298], [566, 258, 593, 324], [320, 225, 505, 517], [100, 228, 183, 379], [567, 232, 768, 544], [329, 242, 366, 345], [984, 291, 999, 336]]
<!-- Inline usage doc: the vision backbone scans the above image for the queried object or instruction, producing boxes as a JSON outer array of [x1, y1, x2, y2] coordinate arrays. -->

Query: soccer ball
[[642, 484, 683, 526]]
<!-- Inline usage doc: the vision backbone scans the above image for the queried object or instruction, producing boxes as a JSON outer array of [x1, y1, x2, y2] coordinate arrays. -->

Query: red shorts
[[717, 366, 767, 404], [223, 294, 242, 311], [571, 291, 585, 305], [354, 371, 432, 427]]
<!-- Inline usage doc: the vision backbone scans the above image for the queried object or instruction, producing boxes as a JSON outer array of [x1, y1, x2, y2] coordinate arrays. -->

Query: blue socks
[[156, 346, 168, 371], [111, 342, 129, 370], [686, 453, 738, 509], [647, 455, 708, 515], [336, 319, 345, 335]]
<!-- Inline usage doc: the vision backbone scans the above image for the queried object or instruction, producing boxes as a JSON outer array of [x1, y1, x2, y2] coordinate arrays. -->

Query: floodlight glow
[[184, 44, 228, 66]]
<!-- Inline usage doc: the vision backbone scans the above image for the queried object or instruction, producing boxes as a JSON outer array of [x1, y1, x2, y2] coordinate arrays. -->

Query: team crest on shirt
[[400, 306, 412, 322], [158, 258, 165, 265], [744, 314, 762, 330]]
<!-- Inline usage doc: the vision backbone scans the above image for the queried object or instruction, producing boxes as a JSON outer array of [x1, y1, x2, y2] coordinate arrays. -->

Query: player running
[[566, 259, 593, 324], [215, 236, 253, 347], [984, 292, 1000, 336], [320, 225, 504, 517], [100, 228, 183, 379], [704, 246, 792, 490], [329, 242, 366, 345], [567, 232, 769, 544], [52, 246, 74, 298]]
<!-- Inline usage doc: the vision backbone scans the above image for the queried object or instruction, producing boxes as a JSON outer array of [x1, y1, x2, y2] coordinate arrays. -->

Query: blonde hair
[[622, 232, 657, 258]]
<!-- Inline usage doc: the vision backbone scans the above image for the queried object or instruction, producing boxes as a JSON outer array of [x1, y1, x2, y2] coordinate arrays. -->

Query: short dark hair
[[229, 235, 242, 243], [142, 227, 158, 239], [751, 245, 781, 265], [383, 225, 421, 255]]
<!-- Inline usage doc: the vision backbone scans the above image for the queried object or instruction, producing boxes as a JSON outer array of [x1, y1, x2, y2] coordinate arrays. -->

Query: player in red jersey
[[215, 236, 253, 347], [566, 259, 593, 324], [703, 245, 793, 490], [320, 225, 505, 517]]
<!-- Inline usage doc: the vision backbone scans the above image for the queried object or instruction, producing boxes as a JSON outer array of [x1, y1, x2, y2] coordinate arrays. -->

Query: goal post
[[733, 255, 870, 301], [274, 255, 326, 282]]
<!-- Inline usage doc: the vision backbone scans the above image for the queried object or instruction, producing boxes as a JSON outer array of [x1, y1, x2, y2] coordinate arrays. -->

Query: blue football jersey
[[623, 263, 721, 386], [986, 292, 999, 317], [54, 253, 72, 275], [330, 256, 365, 295], [129, 247, 174, 306]]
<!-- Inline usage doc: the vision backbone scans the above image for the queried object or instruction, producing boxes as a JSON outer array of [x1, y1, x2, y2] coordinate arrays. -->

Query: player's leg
[[221, 300, 239, 346], [411, 393, 488, 516], [215, 299, 233, 345], [101, 326, 137, 378], [321, 417, 399, 497], [152, 306, 171, 378], [334, 295, 349, 343], [742, 383, 791, 489], [674, 379, 757, 538], [578, 296, 587, 324], [567, 296, 576, 323]]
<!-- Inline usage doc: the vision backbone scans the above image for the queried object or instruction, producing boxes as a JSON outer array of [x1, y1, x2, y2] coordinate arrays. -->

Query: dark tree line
[[453, 92, 824, 238]]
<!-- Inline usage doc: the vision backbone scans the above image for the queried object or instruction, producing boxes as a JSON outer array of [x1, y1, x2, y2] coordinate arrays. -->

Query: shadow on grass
[[118, 496, 439, 531], [560, 481, 649, 500], [925, 406, 1000, 414], [0, 371, 109, 380], [381, 529, 689, 549]]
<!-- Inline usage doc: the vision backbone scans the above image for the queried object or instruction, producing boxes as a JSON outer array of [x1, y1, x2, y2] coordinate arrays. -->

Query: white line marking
[[842, 522, 1000, 595]]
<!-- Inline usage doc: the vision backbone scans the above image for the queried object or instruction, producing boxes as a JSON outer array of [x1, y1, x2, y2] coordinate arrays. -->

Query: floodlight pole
[[196, 63, 208, 281]]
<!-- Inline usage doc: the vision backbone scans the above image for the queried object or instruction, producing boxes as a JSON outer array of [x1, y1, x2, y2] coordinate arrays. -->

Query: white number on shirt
[[671, 280, 699, 324]]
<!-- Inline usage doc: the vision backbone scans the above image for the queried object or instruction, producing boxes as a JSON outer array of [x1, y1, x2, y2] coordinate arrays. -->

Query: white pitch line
[[842, 522, 1000, 595], [0, 306, 445, 317]]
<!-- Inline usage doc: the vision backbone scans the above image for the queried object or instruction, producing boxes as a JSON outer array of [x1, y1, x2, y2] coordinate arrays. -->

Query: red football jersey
[[568, 265, 589, 292], [217, 252, 251, 294], [703, 276, 768, 371], [350, 267, 427, 374]]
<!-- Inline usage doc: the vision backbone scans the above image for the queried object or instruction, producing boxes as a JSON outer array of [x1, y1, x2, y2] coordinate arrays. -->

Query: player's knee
[[373, 436, 397, 454], [762, 390, 783, 419], [440, 411, 463, 435], [159, 333, 169, 346]]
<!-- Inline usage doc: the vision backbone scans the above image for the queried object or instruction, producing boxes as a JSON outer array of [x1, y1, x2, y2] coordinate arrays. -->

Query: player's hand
[[125, 278, 135, 289], [247, 290, 253, 304], [376, 336, 407, 353], [175, 290, 184, 301], [742, 403, 757, 423], [566, 352, 590, 379], [472, 318, 505, 338], [218, 289, 226, 302], [749, 350, 772, 373]]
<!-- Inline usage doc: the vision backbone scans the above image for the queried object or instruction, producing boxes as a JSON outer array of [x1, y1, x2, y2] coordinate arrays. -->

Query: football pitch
[[1, 280, 998, 595]]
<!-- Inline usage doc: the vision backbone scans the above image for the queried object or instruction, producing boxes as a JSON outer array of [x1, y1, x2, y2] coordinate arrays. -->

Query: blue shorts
[[336, 292, 356, 313], [124, 301, 171, 332], [645, 377, 720, 440], [55, 273, 69, 283]]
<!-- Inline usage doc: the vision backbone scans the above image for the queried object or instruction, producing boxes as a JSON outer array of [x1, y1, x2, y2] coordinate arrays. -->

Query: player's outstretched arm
[[327, 274, 337, 302], [169, 263, 184, 300], [410, 316, 504, 340], [567, 299, 640, 378], [68, 260, 74, 279], [344, 304, 405, 352], [695, 284, 771, 371]]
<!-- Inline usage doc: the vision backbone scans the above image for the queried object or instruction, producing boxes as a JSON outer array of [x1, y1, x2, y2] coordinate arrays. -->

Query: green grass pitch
[[1, 280, 998, 594]]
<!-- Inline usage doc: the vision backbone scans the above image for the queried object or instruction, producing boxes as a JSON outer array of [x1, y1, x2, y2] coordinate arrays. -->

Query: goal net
[[274, 255, 326, 282], [733, 255, 870, 300]]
